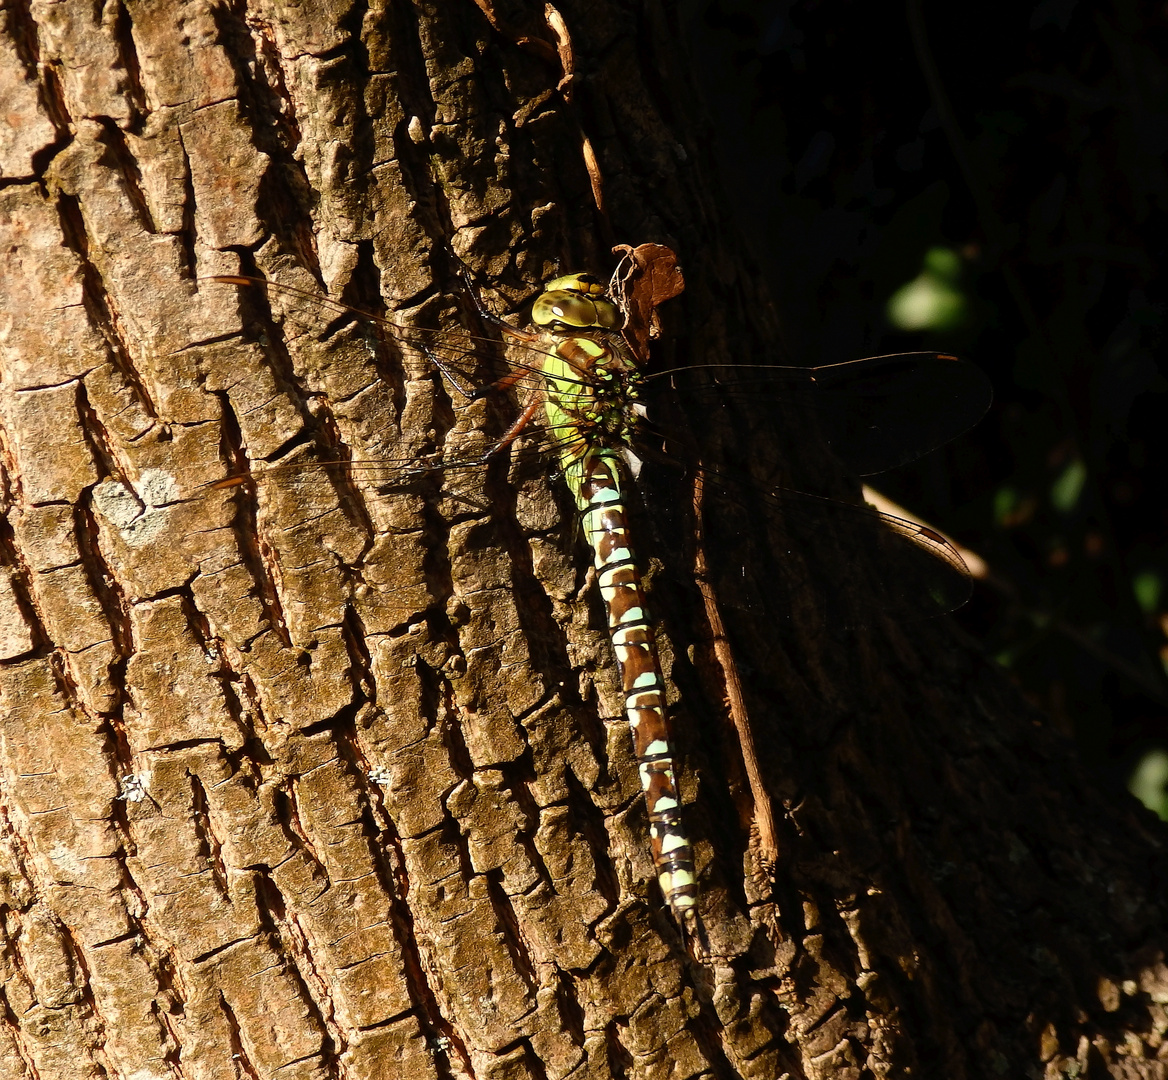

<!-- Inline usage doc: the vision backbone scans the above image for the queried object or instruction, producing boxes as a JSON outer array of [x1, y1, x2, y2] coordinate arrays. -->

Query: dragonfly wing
[[651, 352, 992, 477], [806, 352, 993, 475], [210, 273, 563, 402], [636, 455, 972, 632]]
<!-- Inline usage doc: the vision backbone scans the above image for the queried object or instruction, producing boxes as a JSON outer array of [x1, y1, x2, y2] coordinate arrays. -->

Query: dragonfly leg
[[473, 393, 546, 463], [468, 364, 540, 401], [420, 336, 541, 405], [455, 261, 543, 346]]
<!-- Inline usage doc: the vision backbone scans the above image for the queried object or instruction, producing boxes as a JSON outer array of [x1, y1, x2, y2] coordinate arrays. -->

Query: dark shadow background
[[684, 0, 1168, 808]]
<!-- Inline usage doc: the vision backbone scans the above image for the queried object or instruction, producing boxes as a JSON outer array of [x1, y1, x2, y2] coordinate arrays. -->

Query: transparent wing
[[648, 352, 992, 476], [208, 274, 582, 406], [200, 274, 982, 630], [636, 453, 971, 631]]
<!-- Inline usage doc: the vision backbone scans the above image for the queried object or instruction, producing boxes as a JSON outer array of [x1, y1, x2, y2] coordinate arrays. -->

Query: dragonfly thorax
[[533, 270, 643, 465], [539, 328, 643, 460]]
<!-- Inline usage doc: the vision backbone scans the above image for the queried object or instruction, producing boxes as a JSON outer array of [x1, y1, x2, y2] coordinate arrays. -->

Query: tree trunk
[[2, 3, 1166, 1079]]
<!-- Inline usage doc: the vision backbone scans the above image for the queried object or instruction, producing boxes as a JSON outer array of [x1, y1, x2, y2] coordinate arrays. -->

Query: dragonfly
[[203, 247, 991, 945]]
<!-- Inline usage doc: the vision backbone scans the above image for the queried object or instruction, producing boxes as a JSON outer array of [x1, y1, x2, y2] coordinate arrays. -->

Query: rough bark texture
[[1, 3, 1167, 1080]]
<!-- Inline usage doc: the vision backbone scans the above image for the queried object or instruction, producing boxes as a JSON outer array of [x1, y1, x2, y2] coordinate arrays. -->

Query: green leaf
[[1050, 459, 1086, 513], [1132, 570, 1162, 614], [887, 246, 968, 331], [993, 485, 1019, 525], [923, 246, 962, 282], [1129, 748, 1168, 821]]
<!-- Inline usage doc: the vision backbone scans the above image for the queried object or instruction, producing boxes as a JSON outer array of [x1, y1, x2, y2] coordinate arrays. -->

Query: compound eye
[[532, 289, 601, 328], [532, 284, 623, 330]]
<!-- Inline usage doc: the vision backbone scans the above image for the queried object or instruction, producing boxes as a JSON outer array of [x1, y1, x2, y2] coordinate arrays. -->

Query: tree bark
[[2, 3, 1166, 1079]]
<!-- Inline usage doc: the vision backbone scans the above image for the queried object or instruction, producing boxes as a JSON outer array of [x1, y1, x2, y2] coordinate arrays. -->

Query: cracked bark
[[2, 3, 1167, 1079]]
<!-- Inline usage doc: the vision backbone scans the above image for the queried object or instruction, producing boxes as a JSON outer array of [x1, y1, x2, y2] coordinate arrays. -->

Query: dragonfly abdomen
[[576, 446, 698, 934]]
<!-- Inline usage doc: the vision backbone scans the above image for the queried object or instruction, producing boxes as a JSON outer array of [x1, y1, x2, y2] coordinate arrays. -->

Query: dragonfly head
[[532, 273, 623, 331]]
